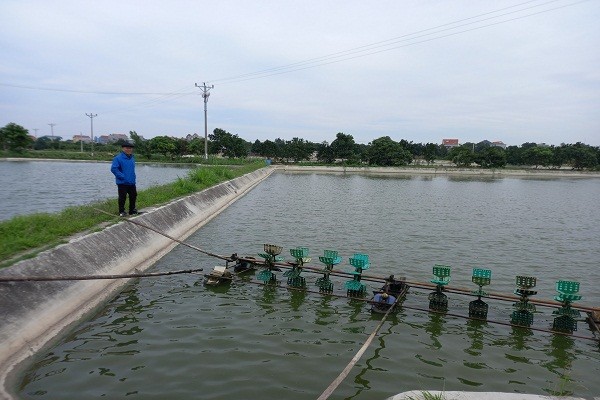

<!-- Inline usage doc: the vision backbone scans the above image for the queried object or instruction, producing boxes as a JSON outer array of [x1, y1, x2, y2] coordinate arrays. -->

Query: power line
[[50, 86, 195, 125], [0, 0, 588, 94], [1, 0, 591, 129], [0, 82, 190, 96], [209, 0, 590, 85], [208, 0, 551, 84]]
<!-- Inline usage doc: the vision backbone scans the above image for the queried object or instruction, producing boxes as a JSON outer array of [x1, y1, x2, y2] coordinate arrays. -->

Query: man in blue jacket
[[111, 142, 137, 217]]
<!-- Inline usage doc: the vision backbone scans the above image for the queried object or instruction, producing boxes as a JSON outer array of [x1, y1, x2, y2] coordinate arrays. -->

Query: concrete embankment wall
[[0, 166, 274, 399]]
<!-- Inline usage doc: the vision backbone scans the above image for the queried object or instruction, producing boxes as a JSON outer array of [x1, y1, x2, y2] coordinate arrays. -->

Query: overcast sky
[[1, 0, 598, 146]]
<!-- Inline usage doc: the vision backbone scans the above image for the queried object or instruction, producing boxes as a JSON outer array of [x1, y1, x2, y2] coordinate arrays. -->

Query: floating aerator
[[316, 250, 341, 292], [552, 280, 582, 333], [511, 275, 537, 327], [428, 264, 451, 311], [257, 243, 284, 283], [469, 268, 491, 319], [285, 247, 310, 288], [345, 253, 370, 297]]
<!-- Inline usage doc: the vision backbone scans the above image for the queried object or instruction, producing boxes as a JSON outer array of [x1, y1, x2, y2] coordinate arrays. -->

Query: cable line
[[92, 208, 231, 261], [0, 268, 204, 282]]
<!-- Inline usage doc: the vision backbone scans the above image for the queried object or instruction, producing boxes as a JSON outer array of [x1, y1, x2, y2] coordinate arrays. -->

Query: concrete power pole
[[48, 123, 56, 137], [195, 82, 214, 160], [86, 113, 97, 156]]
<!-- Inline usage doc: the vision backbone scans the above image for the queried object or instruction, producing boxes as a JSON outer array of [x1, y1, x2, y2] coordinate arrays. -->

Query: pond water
[[17, 172, 600, 399], [0, 160, 193, 221]]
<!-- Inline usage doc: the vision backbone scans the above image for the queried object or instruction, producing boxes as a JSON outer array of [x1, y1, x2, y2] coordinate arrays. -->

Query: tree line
[[1, 122, 599, 170]]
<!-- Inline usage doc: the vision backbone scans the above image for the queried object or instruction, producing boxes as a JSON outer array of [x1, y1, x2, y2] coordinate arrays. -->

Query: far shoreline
[[275, 164, 600, 178], [3, 157, 600, 178]]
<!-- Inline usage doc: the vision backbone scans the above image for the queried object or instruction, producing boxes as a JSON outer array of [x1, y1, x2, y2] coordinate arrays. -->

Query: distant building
[[442, 139, 459, 148], [185, 133, 201, 141], [491, 141, 506, 149], [73, 134, 92, 143], [38, 135, 63, 141], [97, 133, 129, 144]]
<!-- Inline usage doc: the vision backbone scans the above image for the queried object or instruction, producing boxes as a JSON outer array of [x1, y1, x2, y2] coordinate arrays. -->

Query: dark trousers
[[117, 184, 137, 213]]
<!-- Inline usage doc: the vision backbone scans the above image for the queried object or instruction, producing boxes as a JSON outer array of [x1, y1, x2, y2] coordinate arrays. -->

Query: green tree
[[366, 136, 412, 166], [330, 132, 357, 162], [475, 147, 507, 168], [261, 140, 279, 159], [148, 136, 177, 158], [505, 145, 524, 165], [209, 128, 248, 158], [250, 139, 263, 156], [0, 123, 33, 152], [286, 137, 314, 162], [549, 145, 567, 169], [447, 146, 474, 167], [423, 143, 438, 165], [566, 142, 598, 170], [129, 131, 152, 159], [524, 146, 553, 168], [474, 140, 492, 153], [316, 141, 334, 163], [173, 138, 190, 157], [188, 137, 206, 156], [33, 136, 52, 150]]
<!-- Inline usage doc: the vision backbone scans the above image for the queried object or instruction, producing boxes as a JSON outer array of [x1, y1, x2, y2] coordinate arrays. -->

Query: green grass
[[0, 162, 265, 268], [407, 391, 446, 400], [2, 149, 260, 165]]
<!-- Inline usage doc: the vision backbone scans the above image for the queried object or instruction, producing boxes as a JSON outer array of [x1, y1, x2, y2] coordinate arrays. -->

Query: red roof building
[[442, 139, 459, 148]]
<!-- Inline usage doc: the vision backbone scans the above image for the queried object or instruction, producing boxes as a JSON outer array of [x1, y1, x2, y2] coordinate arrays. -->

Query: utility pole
[[79, 132, 83, 153], [195, 82, 214, 159], [48, 123, 56, 138], [33, 128, 39, 138], [86, 113, 97, 156]]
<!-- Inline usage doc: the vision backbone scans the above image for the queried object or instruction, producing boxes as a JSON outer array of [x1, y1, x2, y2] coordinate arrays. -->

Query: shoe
[[129, 209, 139, 215], [119, 212, 127, 217]]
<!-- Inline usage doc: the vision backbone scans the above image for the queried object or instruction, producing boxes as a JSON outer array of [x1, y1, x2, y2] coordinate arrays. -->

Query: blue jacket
[[111, 151, 136, 185], [373, 293, 396, 304]]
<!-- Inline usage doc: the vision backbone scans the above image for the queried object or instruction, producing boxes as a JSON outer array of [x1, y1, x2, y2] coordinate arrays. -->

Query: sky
[[1, 0, 599, 147]]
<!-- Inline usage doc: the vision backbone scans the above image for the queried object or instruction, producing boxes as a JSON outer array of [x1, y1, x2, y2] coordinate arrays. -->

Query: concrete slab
[[388, 390, 598, 400]]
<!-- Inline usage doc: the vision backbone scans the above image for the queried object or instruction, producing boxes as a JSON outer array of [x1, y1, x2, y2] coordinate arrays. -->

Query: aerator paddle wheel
[[345, 254, 369, 297], [469, 268, 491, 319], [257, 244, 284, 284], [316, 250, 341, 293], [285, 247, 310, 288], [511, 276, 537, 327], [552, 280, 582, 333], [428, 265, 451, 311]]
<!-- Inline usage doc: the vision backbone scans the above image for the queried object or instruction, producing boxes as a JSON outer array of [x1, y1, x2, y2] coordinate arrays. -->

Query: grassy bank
[[0, 162, 265, 268], [1, 150, 257, 164]]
